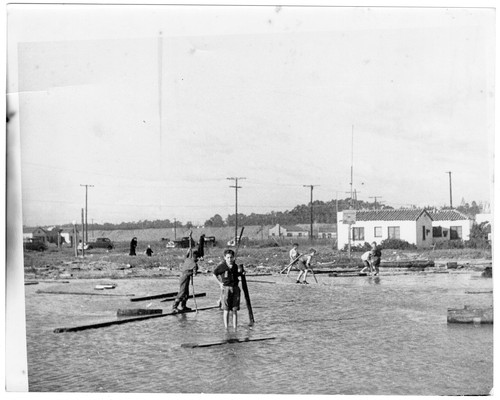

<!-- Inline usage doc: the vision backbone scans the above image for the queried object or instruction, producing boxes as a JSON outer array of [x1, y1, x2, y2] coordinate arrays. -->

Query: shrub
[[380, 238, 417, 250], [464, 238, 491, 250], [342, 242, 371, 252], [433, 240, 465, 250]]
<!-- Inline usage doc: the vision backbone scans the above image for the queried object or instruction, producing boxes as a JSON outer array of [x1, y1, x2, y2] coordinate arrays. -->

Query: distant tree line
[[25, 198, 487, 232]]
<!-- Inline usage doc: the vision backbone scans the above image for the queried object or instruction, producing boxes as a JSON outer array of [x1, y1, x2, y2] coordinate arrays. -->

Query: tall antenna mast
[[350, 125, 354, 209], [158, 32, 163, 170]]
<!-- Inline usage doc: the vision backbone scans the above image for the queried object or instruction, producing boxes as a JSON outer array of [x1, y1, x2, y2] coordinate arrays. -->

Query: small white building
[[475, 213, 492, 225], [268, 224, 309, 238], [429, 210, 473, 241], [337, 209, 434, 249]]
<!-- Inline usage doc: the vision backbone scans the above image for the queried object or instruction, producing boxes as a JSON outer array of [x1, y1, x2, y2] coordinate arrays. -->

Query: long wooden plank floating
[[160, 293, 206, 302], [117, 309, 163, 316], [181, 336, 276, 348], [130, 291, 179, 302], [37, 290, 134, 297], [328, 272, 368, 277], [54, 305, 219, 333]]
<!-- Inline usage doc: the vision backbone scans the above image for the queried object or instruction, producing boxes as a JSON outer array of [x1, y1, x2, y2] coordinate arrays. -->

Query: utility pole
[[227, 177, 246, 242], [369, 196, 382, 210], [80, 184, 94, 243], [445, 171, 453, 208], [174, 218, 177, 240], [303, 185, 317, 241], [81, 208, 85, 257]]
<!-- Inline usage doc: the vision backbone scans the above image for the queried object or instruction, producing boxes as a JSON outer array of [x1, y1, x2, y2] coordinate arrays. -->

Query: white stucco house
[[337, 209, 434, 249], [429, 210, 473, 241]]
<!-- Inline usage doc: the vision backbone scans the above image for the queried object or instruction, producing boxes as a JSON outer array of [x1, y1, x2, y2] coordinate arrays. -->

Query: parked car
[[203, 236, 217, 247], [23, 238, 48, 252], [86, 237, 114, 250], [169, 236, 196, 249]]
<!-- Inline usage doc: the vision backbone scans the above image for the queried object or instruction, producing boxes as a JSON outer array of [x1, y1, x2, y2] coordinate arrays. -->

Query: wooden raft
[[447, 305, 493, 324]]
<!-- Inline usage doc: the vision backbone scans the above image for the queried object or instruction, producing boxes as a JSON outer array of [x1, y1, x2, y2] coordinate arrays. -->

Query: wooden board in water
[[130, 291, 179, 302], [117, 308, 163, 316], [54, 305, 219, 333], [181, 336, 276, 348], [160, 293, 206, 302]]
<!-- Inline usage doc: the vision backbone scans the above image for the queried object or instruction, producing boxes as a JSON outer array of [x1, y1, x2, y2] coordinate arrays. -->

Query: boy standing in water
[[370, 242, 382, 276], [213, 249, 244, 330], [360, 250, 373, 274], [296, 248, 316, 284], [172, 250, 199, 313]]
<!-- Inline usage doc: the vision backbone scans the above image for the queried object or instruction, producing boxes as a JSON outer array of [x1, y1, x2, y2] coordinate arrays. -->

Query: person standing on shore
[[295, 248, 316, 284], [145, 245, 153, 257], [370, 242, 382, 276], [172, 250, 200, 313], [212, 249, 244, 330], [129, 237, 138, 256]]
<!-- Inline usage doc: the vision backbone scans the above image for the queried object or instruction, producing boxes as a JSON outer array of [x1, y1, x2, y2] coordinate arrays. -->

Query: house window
[[433, 226, 442, 237], [450, 226, 462, 240], [286, 233, 292, 237], [374, 227, 382, 237], [271, 233, 275, 236], [352, 227, 364, 241], [298, 233, 302, 237], [422, 226, 426, 240], [388, 226, 400, 239], [327, 233, 332, 239]]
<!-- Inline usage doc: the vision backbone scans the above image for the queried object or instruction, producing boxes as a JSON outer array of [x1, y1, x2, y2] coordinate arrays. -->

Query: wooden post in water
[[236, 227, 254, 325]]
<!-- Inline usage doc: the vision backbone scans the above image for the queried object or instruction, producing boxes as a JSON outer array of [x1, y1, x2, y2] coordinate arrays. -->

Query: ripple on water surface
[[25, 273, 493, 394]]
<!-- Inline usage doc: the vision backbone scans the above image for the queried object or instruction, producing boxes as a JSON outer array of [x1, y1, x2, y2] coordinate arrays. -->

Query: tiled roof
[[284, 225, 309, 232], [351, 209, 431, 221], [429, 210, 471, 221]]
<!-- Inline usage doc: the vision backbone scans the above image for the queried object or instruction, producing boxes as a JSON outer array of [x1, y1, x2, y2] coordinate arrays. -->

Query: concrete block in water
[[447, 305, 493, 324]]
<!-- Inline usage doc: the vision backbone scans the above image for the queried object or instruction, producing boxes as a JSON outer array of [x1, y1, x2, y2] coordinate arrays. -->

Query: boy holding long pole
[[212, 249, 243, 330]]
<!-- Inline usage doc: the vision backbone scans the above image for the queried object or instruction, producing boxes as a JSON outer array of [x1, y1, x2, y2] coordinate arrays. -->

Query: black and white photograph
[[5, 0, 495, 396]]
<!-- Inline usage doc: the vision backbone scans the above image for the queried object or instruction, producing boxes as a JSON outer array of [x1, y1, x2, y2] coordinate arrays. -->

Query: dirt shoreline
[[23, 248, 492, 282]]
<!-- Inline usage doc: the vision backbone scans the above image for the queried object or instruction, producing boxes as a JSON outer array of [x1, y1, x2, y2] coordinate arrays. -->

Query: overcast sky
[[7, 2, 495, 227]]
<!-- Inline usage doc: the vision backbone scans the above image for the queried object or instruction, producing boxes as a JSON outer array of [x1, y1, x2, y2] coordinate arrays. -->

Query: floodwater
[[24, 271, 493, 395]]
